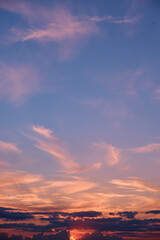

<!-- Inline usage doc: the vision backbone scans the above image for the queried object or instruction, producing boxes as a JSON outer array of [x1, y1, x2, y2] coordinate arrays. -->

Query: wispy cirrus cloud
[[90, 15, 139, 24], [0, 0, 36, 19], [110, 177, 160, 192], [92, 143, 121, 166], [0, 140, 21, 153], [21, 8, 97, 43], [129, 143, 160, 153], [0, 166, 97, 211], [32, 125, 54, 140], [0, 1, 140, 59], [0, 63, 40, 104], [30, 125, 98, 173], [31, 125, 80, 172]]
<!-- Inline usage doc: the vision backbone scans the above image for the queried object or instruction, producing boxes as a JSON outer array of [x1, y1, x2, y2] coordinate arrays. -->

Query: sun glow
[[70, 229, 95, 240], [70, 236, 76, 240]]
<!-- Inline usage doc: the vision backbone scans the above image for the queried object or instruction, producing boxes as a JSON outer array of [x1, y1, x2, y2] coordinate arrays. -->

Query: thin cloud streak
[[90, 15, 139, 24], [32, 125, 54, 140], [0, 140, 21, 153], [0, 167, 97, 211], [110, 177, 160, 192], [0, 1, 139, 44], [31, 125, 101, 173], [130, 143, 160, 153], [31, 125, 87, 173], [8, 6, 97, 44]]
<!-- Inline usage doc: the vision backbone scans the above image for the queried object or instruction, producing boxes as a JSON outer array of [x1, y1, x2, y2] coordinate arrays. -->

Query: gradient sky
[[0, 0, 160, 239]]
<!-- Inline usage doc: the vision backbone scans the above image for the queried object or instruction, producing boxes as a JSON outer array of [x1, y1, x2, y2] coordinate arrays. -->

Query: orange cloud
[[0, 166, 97, 211], [0, 140, 21, 153]]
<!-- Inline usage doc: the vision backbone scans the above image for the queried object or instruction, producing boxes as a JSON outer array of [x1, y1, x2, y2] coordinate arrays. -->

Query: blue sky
[[0, 0, 160, 239]]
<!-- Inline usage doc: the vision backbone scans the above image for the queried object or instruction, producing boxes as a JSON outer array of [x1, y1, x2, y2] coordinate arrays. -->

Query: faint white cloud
[[0, 140, 21, 153], [0, 63, 40, 104], [90, 15, 139, 24], [82, 98, 130, 122]]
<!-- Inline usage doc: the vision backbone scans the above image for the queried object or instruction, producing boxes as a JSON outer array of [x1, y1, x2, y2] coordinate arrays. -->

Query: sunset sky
[[0, 0, 160, 239]]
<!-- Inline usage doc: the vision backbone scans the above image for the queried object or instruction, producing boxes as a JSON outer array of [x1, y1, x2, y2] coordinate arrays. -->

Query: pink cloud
[[110, 177, 160, 192], [154, 87, 160, 100], [4, 4, 97, 47], [30, 125, 101, 173], [92, 143, 121, 166], [32, 125, 54, 140], [31, 125, 84, 173], [0, 63, 40, 103], [0, 140, 21, 153], [130, 143, 160, 153], [0, 0, 36, 19], [22, 8, 97, 43], [0, 1, 140, 59]]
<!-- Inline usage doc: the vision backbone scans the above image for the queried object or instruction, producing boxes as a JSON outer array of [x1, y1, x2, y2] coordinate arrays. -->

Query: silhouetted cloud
[[145, 210, 160, 214], [0, 208, 160, 239], [117, 211, 138, 219], [69, 211, 102, 218], [80, 232, 123, 240], [0, 207, 33, 221]]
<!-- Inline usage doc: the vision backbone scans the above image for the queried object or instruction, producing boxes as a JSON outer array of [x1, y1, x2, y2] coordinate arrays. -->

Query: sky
[[0, 0, 160, 239]]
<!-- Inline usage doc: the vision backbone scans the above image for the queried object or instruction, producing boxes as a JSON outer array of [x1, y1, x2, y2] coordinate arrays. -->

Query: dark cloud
[[0, 223, 52, 233], [0, 232, 122, 240], [109, 211, 138, 219], [145, 210, 160, 214], [69, 211, 102, 218], [118, 211, 138, 219], [2, 216, 160, 233], [80, 232, 122, 240], [0, 231, 69, 240], [0, 232, 23, 240], [0, 209, 160, 239], [0, 208, 33, 221], [34, 211, 102, 218]]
